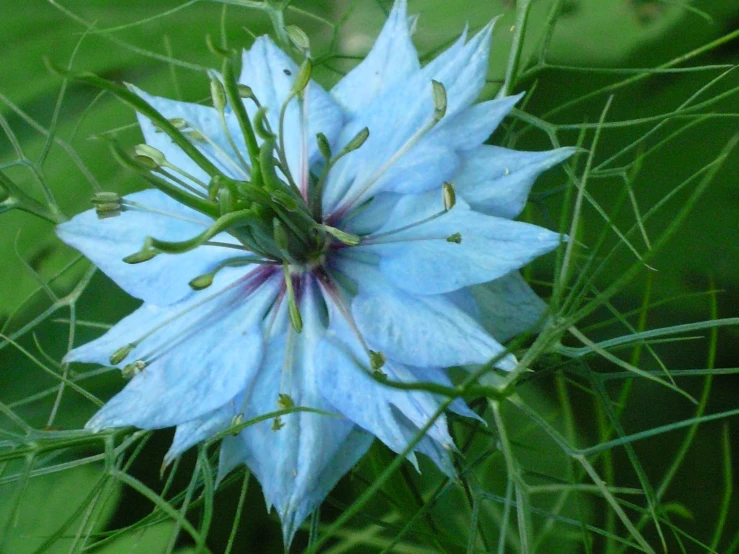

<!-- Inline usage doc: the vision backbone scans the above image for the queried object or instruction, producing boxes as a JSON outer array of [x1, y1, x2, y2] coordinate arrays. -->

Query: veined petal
[[132, 86, 249, 181], [456, 145, 577, 218], [232, 280, 371, 547], [364, 193, 562, 295], [470, 271, 549, 343], [337, 260, 515, 369], [56, 189, 240, 306], [82, 272, 280, 430], [165, 402, 236, 465], [331, 0, 419, 116], [315, 317, 456, 474], [239, 37, 344, 182], [322, 92, 521, 215], [420, 22, 494, 114], [439, 93, 523, 151], [408, 365, 483, 422]]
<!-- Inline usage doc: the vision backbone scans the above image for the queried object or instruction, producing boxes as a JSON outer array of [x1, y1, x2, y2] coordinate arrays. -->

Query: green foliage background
[[1, 0, 738, 552]]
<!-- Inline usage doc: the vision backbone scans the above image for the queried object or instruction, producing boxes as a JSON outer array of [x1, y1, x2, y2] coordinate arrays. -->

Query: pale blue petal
[[408, 366, 483, 422], [470, 271, 548, 343], [364, 193, 561, 295], [315, 318, 456, 472], [337, 93, 521, 201], [420, 23, 494, 114], [280, 428, 372, 545], [132, 86, 248, 181], [339, 261, 516, 369], [165, 403, 236, 465], [240, 37, 344, 183], [456, 146, 577, 218], [341, 192, 400, 235], [321, 93, 520, 214], [82, 273, 280, 430], [56, 189, 239, 306], [438, 94, 523, 151], [331, 0, 419, 116], [232, 280, 370, 547]]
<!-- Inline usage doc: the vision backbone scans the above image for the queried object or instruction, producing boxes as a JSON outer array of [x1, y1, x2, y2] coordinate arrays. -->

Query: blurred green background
[[1, 0, 738, 552]]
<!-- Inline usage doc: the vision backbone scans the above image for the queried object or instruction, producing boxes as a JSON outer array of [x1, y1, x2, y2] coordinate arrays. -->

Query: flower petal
[[420, 23, 494, 114], [56, 189, 239, 306], [315, 317, 456, 474], [132, 85, 248, 181], [239, 37, 344, 182], [340, 261, 515, 369], [319, 316, 455, 446], [165, 403, 235, 465], [82, 272, 279, 430], [365, 193, 561, 295], [230, 280, 371, 547], [321, 92, 521, 215], [456, 146, 577, 218], [331, 0, 419, 116], [470, 271, 549, 343]]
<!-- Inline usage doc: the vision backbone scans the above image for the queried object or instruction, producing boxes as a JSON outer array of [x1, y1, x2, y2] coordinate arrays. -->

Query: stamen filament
[[363, 209, 447, 243], [161, 161, 211, 191], [184, 121, 250, 179], [154, 168, 209, 199], [130, 267, 276, 367], [330, 82, 446, 219], [122, 200, 211, 227]]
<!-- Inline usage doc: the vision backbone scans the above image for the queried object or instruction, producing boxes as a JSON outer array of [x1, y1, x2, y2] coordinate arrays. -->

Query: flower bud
[[446, 232, 462, 244]]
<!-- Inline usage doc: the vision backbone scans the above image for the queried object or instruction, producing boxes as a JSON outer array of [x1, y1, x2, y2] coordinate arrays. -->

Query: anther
[[109, 343, 136, 365], [92, 191, 124, 219], [230, 413, 244, 435], [291, 59, 313, 96], [237, 84, 254, 99], [210, 77, 227, 113], [442, 182, 456, 211], [340, 127, 370, 157], [121, 360, 146, 379], [316, 133, 331, 160], [319, 225, 361, 246], [123, 237, 159, 264], [286, 25, 310, 52], [277, 393, 295, 410], [369, 350, 386, 371], [432, 80, 447, 121], [134, 144, 166, 168], [189, 273, 215, 290]]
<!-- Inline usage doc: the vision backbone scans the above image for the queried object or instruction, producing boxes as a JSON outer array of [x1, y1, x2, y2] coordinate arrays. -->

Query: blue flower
[[57, 0, 573, 545]]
